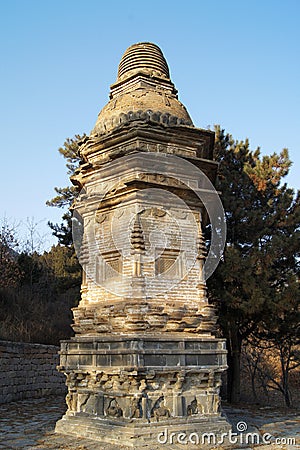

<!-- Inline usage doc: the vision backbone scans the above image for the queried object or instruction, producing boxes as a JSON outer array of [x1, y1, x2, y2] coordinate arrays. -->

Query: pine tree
[[47, 134, 85, 246], [46, 135, 85, 291], [253, 189, 300, 406], [208, 126, 299, 403]]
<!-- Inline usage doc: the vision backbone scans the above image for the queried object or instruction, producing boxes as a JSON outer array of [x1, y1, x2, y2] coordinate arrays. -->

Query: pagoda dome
[[92, 42, 193, 135], [117, 42, 170, 81]]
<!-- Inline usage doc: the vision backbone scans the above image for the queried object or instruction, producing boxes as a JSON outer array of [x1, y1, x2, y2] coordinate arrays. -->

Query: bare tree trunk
[[227, 328, 242, 403], [244, 345, 259, 402], [280, 349, 292, 408], [251, 369, 258, 402]]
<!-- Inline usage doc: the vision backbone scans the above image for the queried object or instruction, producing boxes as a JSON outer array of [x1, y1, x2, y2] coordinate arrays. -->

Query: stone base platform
[[55, 413, 231, 447], [55, 335, 230, 446]]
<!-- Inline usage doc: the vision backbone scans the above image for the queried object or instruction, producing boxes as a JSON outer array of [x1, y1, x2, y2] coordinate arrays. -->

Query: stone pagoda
[[55, 42, 230, 446]]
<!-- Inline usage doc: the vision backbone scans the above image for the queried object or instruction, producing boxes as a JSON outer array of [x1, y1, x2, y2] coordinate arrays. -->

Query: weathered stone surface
[[0, 340, 66, 404], [92, 42, 193, 135]]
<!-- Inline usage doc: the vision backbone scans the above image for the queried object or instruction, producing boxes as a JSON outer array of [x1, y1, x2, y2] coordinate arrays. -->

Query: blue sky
[[1, 0, 299, 249]]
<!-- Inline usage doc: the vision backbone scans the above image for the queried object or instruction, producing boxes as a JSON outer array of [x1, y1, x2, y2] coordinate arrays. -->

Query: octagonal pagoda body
[[55, 42, 230, 447]]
